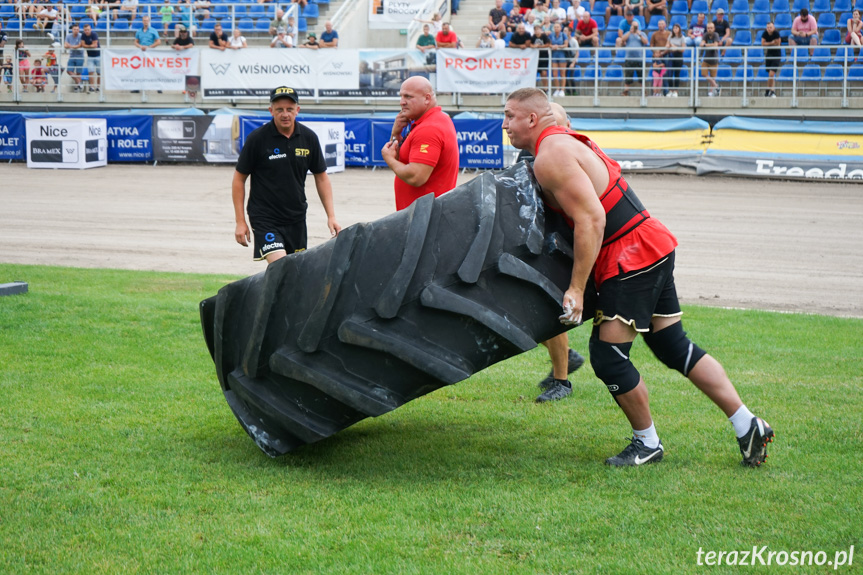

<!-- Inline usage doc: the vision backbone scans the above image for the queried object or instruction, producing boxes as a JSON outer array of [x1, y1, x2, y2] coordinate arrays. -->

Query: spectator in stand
[[489, 0, 509, 35], [271, 26, 293, 48], [651, 17, 670, 52], [81, 22, 101, 93], [135, 15, 161, 50], [44, 45, 60, 92], [477, 25, 496, 47], [510, 22, 533, 48], [417, 24, 436, 54], [701, 21, 720, 96], [549, 21, 568, 96], [173, 24, 195, 50], [229, 28, 247, 49], [665, 22, 685, 97], [566, 0, 586, 24], [713, 8, 732, 49], [34, 5, 58, 37], [524, 12, 538, 34], [616, 9, 636, 47], [621, 18, 647, 96], [300, 32, 320, 48], [607, 0, 626, 21], [15, 40, 30, 92], [534, 22, 552, 88], [193, 0, 210, 22], [687, 12, 706, 47], [291, 0, 308, 9], [209, 22, 229, 50], [645, 0, 667, 26], [436, 21, 458, 48], [158, 0, 175, 34], [320, 21, 339, 48], [574, 10, 599, 47], [415, 12, 444, 34], [627, 0, 643, 18], [2, 57, 11, 93], [87, 0, 106, 22], [270, 8, 287, 35], [507, 5, 525, 33], [533, 1, 550, 23], [519, 0, 535, 15], [492, 29, 507, 48], [115, 0, 138, 21], [789, 8, 818, 54], [65, 24, 85, 91], [0, 22, 7, 63], [761, 20, 781, 97], [549, 0, 567, 25], [847, 10, 862, 47], [175, 0, 195, 38], [31, 58, 47, 92]]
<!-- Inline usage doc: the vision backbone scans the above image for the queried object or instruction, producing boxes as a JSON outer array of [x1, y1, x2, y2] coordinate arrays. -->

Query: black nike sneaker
[[538, 349, 585, 390], [605, 437, 664, 467], [535, 379, 572, 403], [738, 417, 775, 467]]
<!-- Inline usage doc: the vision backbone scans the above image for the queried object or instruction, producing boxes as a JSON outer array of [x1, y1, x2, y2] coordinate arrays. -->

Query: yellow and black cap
[[270, 86, 299, 104]]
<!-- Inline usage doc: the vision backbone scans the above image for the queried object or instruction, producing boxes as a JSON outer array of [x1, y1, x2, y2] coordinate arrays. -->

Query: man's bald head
[[549, 102, 570, 128], [399, 76, 438, 120]]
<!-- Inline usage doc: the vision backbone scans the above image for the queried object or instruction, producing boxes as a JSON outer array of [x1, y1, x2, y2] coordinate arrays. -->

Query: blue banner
[[239, 116, 373, 167], [0, 114, 26, 160], [106, 116, 152, 162], [454, 118, 503, 169], [370, 120, 393, 167]]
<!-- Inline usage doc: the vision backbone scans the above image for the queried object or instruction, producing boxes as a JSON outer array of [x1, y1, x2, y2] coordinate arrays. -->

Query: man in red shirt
[[435, 21, 459, 48], [382, 76, 459, 211], [573, 11, 599, 47]]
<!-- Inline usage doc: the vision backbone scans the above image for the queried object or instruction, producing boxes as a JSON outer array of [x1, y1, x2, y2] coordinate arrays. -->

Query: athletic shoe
[[707, 90, 715, 97], [535, 379, 572, 403], [46, 31, 55, 41], [769, 91, 777, 98], [538, 349, 585, 390], [738, 417, 774, 467], [764, 89, 770, 97], [715, 86, 721, 96], [605, 437, 664, 466]]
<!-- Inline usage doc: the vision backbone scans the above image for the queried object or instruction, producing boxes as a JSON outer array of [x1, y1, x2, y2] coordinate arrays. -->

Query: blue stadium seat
[[777, 64, 797, 81], [834, 0, 853, 12], [754, 65, 770, 81], [602, 30, 619, 46], [822, 28, 842, 44], [838, 12, 853, 27], [0, 4, 14, 16], [4, 20, 21, 31], [303, 3, 319, 20], [199, 18, 216, 31], [716, 63, 734, 82], [850, 65, 863, 81], [594, 1, 610, 16], [113, 19, 130, 31], [608, 15, 624, 29], [670, 14, 688, 28], [647, 16, 664, 30], [691, 0, 709, 13], [732, 29, 753, 44], [800, 63, 823, 81], [789, 46, 810, 63], [818, 12, 836, 27], [811, 0, 832, 12], [212, 5, 229, 17], [247, 4, 266, 17], [731, 13, 750, 29], [749, 47, 765, 64], [772, 0, 791, 13], [237, 17, 254, 31], [597, 48, 614, 64], [792, 0, 810, 11], [751, 0, 771, 13], [584, 66, 600, 81], [713, 0, 730, 13], [634, 15, 646, 27], [734, 64, 755, 80], [297, 16, 307, 32], [595, 16, 607, 30], [561, 1, 572, 10], [774, 12, 792, 29], [722, 47, 744, 63], [567, 65, 582, 83], [823, 63, 845, 81], [729, 0, 749, 14], [613, 49, 627, 63], [670, 0, 689, 14], [605, 64, 625, 82], [503, 2, 514, 12], [255, 17, 270, 31], [752, 12, 771, 29]]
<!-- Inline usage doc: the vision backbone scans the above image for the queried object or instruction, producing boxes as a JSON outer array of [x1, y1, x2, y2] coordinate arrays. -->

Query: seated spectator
[[713, 8, 732, 49], [606, 0, 626, 24], [566, 0, 586, 24], [492, 30, 507, 48], [574, 11, 599, 47], [687, 12, 706, 47], [616, 9, 636, 47], [320, 21, 339, 48], [271, 26, 293, 48], [519, 0, 535, 15], [209, 22, 229, 50], [158, 0, 175, 34], [789, 8, 818, 52], [435, 21, 458, 48], [270, 8, 287, 36], [645, 0, 667, 26], [229, 27, 247, 49], [172, 24, 195, 50], [193, 0, 210, 21], [524, 12, 538, 35], [175, 0, 195, 38], [291, 0, 308, 8], [477, 25, 496, 47], [299, 32, 320, 48], [87, 0, 106, 22], [848, 10, 862, 47], [31, 58, 46, 92], [489, 0, 508, 34], [114, 0, 138, 21], [621, 19, 647, 95], [507, 5, 525, 33], [701, 21, 720, 96], [651, 17, 670, 53], [34, 5, 58, 35], [509, 22, 533, 48], [549, 0, 567, 25], [627, 0, 643, 17], [533, 1, 550, 23], [417, 24, 436, 52], [761, 20, 781, 97]]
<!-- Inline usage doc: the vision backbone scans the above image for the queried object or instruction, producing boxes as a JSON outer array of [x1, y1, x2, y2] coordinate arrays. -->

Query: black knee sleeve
[[642, 321, 706, 377], [589, 335, 641, 397]]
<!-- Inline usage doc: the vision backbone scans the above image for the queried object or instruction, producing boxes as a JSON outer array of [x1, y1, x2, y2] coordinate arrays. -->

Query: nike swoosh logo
[[743, 423, 761, 458], [634, 449, 661, 465]]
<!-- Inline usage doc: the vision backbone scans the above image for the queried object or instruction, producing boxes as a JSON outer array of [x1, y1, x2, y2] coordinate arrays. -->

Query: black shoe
[[764, 89, 770, 97], [605, 437, 664, 466], [535, 379, 572, 403], [538, 349, 585, 390], [738, 417, 774, 467]]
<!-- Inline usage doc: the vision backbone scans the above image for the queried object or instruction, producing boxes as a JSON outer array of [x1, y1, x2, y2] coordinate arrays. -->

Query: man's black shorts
[[251, 220, 307, 261], [593, 250, 682, 332]]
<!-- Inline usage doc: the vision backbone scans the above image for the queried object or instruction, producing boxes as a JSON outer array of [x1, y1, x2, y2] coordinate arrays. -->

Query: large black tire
[[200, 163, 582, 457]]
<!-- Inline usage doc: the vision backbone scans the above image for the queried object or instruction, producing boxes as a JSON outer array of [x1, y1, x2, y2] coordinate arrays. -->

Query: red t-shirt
[[394, 106, 459, 211], [576, 18, 597, 38], [435, 30, 458, 45]]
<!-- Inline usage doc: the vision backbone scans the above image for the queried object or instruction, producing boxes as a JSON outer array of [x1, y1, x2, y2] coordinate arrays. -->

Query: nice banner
[[104, 49, 200, 92]]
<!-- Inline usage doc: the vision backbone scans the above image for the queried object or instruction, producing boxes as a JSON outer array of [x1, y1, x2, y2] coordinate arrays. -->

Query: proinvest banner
[[104, 49, 199, 92], [201, 49, 359, 99], [435, 49, 538, 94]]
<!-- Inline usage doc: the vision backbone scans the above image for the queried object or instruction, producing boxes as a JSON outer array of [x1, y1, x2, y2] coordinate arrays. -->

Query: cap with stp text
[[270, 86, 299, 103]]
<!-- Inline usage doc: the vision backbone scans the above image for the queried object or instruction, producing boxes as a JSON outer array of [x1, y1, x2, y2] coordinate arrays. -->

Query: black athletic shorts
[[765, 57, 780, 71], [593, 250, 682, 332], [251, 220, 307, 261]]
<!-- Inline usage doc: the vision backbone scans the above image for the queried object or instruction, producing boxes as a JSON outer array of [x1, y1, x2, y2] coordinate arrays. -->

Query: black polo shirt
[[236, 120, 327, 225]]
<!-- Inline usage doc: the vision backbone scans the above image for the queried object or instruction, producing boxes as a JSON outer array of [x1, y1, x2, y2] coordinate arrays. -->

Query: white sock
[[729, 405, 756, 438], [632, 423, 660, 449]]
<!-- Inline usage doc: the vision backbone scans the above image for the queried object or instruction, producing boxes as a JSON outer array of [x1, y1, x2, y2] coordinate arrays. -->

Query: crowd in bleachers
[[471, 0, 863, 96]]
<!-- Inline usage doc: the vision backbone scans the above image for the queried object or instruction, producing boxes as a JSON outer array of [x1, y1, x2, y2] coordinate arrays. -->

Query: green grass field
[[1, 264, 861, 574]]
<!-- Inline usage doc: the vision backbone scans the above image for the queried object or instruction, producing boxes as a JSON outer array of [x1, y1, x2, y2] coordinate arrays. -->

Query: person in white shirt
[[271, 27, 293, 48], [549, 0, 567, 24], [229, 28, 247, 49], [566, 0, 586, 24]]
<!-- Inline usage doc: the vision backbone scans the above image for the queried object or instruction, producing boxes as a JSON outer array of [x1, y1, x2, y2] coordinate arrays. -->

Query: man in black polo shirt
[[232, 86, 342, 263]]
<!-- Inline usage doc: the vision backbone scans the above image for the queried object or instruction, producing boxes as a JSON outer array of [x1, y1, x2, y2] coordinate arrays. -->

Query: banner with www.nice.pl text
[[103, 49, 199, 91], [435, 49, 539, 94], [200, 49, 359, 99]]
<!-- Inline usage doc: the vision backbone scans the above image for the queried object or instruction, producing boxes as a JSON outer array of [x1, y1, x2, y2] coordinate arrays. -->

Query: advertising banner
[[106, 115, 153, 162], [104, 49, 199, 92], [200, 49, 359, 98], [25, 118, 107, 169], [697, 153, 863, 180], [454, 118, 503, 169], [435, 49, 539, 94], [236, 117, 345, 173], [329, 50, 434, 98], [369, 0, 428, 29], [0, 113, 25, 160]]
